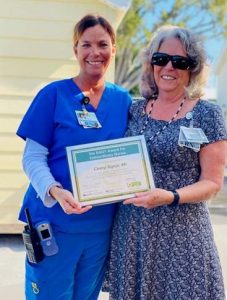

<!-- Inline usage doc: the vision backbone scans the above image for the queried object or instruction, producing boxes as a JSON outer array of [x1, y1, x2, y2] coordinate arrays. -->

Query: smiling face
[[153, 37, 190, 97], [74, 24, 116, 80]]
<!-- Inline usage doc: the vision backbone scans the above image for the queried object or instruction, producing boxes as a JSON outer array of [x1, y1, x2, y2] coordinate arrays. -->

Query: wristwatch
[[169, 190, 180, 206]]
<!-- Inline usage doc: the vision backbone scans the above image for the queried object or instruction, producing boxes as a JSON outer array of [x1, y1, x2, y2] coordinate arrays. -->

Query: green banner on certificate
[[66, 135, 154, 206], [75, 144, 139, 162]]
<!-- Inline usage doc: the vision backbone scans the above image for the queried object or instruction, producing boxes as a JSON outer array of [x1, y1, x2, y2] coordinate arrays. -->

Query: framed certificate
[[66, 135, 154, 206]]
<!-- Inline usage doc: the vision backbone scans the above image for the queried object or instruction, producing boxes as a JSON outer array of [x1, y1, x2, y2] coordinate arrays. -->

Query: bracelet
[[169, 190, 180, 206]]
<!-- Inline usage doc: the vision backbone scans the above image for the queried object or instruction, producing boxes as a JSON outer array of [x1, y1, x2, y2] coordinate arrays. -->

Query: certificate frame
[[66, 135, 154, 206]]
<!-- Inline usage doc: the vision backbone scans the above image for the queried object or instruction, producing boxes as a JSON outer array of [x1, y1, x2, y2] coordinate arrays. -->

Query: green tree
[[116, 0, 227, 95]]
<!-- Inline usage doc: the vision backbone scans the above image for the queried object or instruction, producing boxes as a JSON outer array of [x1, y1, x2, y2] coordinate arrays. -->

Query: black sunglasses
[[151, 52, 196, 70]]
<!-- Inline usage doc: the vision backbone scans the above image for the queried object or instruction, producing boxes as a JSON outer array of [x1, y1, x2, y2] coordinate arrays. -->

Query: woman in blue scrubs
[[17, 14, 131, 300]]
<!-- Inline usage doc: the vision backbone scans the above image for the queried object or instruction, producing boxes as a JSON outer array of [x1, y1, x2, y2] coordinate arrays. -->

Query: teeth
[[87, 61, 103, 65], [162, 75, 175, 80]]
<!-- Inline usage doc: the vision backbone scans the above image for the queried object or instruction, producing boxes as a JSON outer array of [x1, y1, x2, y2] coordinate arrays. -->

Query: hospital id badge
[[178, 140, 201, 152], [75, 110, 102, 129], [178, 126, 209, 144], [178, 126, 209, 152]]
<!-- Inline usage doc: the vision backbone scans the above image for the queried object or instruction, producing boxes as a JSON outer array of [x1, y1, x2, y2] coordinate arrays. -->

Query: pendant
[[185, 111, 193, 120]]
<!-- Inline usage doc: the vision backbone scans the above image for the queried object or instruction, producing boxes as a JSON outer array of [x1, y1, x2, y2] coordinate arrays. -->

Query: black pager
[[22, 208, 44, 264]]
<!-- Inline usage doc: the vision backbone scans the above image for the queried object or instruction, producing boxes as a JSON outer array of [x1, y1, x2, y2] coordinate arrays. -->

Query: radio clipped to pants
[[22, 208, 58, 264], [22, 208, 44, 264]]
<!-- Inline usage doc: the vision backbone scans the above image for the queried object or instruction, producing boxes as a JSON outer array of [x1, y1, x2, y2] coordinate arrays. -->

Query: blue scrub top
[[17, 78, 131, 233]]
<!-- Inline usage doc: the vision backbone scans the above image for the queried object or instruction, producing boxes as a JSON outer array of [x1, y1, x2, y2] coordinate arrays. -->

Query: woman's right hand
[[49, 186, 92, 214]]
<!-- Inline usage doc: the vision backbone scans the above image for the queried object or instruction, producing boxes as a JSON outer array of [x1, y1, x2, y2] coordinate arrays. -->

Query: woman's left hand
[[123, 188, 173, 209]]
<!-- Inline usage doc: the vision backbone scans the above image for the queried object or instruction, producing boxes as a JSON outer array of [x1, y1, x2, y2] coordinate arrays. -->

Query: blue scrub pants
[[25, 230, 110, 300]]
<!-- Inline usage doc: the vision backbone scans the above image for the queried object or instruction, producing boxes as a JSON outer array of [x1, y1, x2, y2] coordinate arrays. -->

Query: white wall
[[216, 41, 227, 126]]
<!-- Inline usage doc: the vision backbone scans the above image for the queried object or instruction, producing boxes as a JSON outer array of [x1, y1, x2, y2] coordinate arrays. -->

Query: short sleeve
[[201, 104, 227, 144], [16, 84, 56, 148], [129, 99, 145, 121]]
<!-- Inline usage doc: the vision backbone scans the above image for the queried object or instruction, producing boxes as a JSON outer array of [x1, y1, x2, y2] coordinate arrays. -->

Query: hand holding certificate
[[66, 135, 154, 206]]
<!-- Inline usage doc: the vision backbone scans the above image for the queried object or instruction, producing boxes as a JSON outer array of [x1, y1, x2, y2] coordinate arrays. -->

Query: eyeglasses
[[151, 52, 196, 70]]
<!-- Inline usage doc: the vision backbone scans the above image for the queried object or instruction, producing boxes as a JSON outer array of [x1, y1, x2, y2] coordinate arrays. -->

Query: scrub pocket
[[25, 259, 50, 300]]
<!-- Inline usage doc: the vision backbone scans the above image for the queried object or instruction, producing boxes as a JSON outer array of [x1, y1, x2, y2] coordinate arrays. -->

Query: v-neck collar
[[69, 78, 107, 112]]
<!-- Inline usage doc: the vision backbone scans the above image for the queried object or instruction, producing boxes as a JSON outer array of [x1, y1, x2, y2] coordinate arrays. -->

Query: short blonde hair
[[140, 25, 209, 100]]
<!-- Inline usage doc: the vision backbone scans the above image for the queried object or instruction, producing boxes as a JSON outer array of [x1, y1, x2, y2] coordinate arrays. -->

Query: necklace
[[140, 97, 186, 141]]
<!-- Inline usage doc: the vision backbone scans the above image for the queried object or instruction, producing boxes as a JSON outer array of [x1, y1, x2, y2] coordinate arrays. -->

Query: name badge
[[178, 126, 209, 152], [75, 110, 102, 129]]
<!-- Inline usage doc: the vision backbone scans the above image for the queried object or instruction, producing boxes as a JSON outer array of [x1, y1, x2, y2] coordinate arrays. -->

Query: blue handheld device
[[35, 221, 59, 256]]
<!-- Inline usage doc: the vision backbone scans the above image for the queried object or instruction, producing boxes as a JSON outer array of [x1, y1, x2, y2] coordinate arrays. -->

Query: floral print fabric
[[103, 99, 226, 300]]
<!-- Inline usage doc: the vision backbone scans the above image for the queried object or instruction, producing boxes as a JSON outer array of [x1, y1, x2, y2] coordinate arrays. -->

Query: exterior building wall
[[216, 43, 227, 181], [0, 0, 129, 232], [216, 42, 227, 127]]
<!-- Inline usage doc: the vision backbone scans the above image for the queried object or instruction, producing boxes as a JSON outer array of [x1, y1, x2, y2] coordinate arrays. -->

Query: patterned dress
[[103, 99, 227, 300]]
